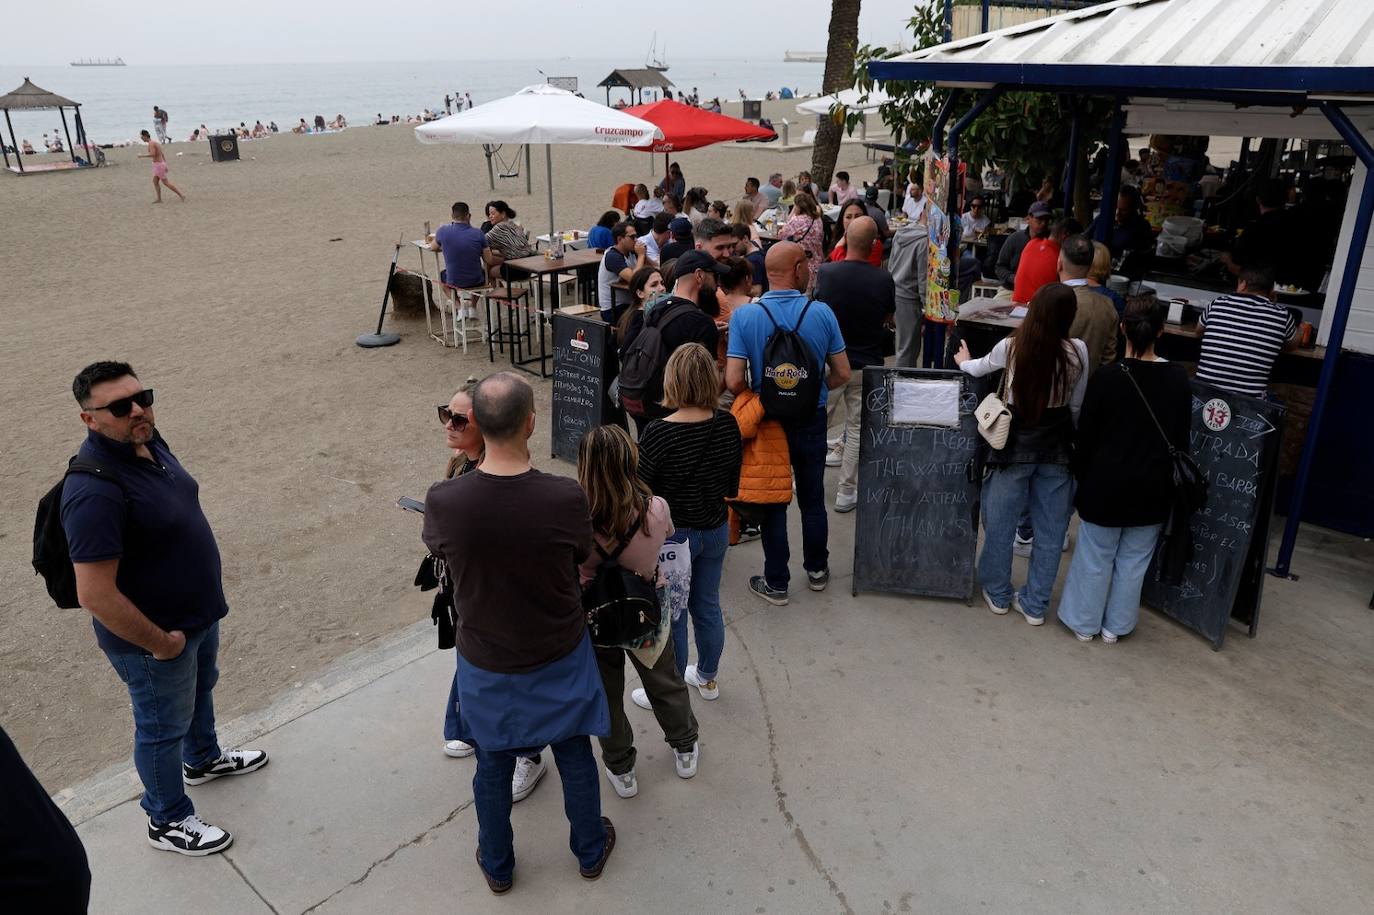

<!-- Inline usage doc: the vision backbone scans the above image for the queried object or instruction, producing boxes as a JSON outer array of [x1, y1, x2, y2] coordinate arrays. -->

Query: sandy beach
[[1, 99, 887, 789]]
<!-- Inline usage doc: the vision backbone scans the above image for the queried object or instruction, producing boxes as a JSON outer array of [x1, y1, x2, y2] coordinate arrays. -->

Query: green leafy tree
[[842, 1, 1114, 222]]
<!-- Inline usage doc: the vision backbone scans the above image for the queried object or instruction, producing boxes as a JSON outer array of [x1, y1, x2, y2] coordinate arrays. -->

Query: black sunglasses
[[437, 405, 468, 430], [88, 389, 154, 418]]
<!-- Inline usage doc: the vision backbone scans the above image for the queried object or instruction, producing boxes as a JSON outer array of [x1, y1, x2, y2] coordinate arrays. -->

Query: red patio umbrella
[[623, 98, 777, 184]]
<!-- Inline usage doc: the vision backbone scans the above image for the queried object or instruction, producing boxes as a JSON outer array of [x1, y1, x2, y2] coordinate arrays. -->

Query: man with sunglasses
[[60, 361, 266, 857]]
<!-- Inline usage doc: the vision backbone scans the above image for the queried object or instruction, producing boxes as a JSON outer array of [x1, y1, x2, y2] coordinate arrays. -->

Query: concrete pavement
[[62, 517, 1374, 914]]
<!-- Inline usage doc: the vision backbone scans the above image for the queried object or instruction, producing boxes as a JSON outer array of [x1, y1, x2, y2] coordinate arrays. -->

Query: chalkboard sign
[[550, 313, 610, 461], [852, 367, 981, 600], [1142, 380, 1286, 649]]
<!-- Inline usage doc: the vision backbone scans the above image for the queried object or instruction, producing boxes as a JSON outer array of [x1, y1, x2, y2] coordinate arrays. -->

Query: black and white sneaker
[[183, 749, 269, 786], [147, 814, 233, 856]]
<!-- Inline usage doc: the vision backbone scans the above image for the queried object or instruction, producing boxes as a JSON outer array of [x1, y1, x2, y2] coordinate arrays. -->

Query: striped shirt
[[1196, 293, 1296, 397], [637, 410, 743, 530]]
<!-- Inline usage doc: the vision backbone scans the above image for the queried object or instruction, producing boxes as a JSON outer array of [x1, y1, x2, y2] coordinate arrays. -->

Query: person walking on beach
[[422, 373, 615, 893], [60, 361, 267, 856], [152, 106, 169, 144], [138, 130, 185, 203]]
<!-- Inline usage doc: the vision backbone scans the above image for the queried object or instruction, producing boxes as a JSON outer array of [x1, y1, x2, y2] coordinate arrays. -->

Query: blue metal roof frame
[[871, 0, 1374, 102]]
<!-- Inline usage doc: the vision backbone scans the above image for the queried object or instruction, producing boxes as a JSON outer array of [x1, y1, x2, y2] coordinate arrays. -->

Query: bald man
[[815, 217, 895, 512], [726, 241, 850, 605]]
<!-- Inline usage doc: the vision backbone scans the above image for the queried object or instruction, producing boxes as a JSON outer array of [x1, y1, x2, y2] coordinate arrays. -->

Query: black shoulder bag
[[582, 504, 662, 649]]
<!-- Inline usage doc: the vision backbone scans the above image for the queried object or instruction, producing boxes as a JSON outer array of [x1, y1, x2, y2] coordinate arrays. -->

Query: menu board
[[550, 313, 609, 461], [852, 368, 981, 600], [1142, 381, 1286, 649]]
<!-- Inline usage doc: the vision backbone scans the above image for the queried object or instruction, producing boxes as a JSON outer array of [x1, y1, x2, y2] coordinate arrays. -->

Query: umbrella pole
[[525, 144, 532, 196], [546, 144, 556, 242], [356, 234, 404, 348], [484, 145, 495, 191], [4, 109, 23, 174], [60, 107, 76, 164]]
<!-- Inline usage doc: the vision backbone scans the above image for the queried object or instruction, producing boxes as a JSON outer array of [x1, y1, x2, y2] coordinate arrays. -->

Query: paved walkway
[[62, 520, 1374, 914]]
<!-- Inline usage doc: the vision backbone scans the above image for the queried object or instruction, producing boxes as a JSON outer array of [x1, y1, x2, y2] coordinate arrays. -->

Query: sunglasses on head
[[88, 389, 154, 418], [437, 405, 468, 430]]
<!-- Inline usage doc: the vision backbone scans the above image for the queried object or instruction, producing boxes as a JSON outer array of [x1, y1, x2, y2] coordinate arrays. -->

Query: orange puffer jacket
[[730, 390, 792, 506]]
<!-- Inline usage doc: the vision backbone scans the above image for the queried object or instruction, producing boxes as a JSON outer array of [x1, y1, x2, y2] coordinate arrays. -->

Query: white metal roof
[[873, 0, 1374, 96]]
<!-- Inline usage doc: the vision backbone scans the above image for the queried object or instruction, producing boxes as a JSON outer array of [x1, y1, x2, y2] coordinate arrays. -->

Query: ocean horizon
[[0, 58, 826, 146]]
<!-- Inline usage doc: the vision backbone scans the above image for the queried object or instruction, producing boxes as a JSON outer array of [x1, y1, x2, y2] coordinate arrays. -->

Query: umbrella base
[[356, 332, 401, 348]]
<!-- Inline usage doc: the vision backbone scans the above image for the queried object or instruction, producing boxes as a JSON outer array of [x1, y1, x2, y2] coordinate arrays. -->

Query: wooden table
[[499, 248, 606, 377]]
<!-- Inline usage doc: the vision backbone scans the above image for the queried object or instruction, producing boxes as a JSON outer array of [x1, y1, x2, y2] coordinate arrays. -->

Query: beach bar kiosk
[[869, 0, 1374, 583]]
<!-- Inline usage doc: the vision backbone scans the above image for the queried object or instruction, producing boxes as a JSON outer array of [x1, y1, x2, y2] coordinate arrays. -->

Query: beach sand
[[1, 100, 888, 789]]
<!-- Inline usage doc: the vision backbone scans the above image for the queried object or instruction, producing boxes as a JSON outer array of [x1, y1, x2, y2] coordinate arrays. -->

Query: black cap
[[674, 250, 730, 276], [1028, 201, 1053, 217]]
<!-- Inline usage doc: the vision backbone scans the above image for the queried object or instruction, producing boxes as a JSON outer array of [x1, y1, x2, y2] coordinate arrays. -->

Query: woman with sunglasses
[[433, 379, 548, 802], [577, 426, 699, 797]]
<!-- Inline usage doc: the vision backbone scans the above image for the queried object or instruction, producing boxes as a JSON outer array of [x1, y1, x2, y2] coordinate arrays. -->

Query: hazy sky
[[16, 1, 925, 66]]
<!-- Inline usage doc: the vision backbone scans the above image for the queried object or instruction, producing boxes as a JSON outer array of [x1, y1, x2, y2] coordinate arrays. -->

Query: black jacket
[[1071, 359, 1193, 527]]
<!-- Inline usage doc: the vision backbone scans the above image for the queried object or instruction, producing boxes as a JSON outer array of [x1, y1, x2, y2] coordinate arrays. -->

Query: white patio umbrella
[[795, 87, 895, 116], [415, 84, 662, 241]]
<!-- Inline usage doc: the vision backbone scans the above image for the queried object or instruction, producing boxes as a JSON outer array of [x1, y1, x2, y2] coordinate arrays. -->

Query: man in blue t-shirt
[[59, 361, 267, 857], [428, 201, 493, 290], [726, 242, 850, 606]]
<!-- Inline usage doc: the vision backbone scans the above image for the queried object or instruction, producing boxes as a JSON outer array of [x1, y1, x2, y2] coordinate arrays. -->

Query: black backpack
[[759, 298, 822, 420], [582, 508, 662, 650], [616, 297, 701, 416], [33, 458, 124, 609]]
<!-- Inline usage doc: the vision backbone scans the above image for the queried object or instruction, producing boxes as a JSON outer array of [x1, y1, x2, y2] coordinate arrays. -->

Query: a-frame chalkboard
[[1142, 380, 1286, 650], [852, 367, 981, 600], [550, 313, 610, 462]]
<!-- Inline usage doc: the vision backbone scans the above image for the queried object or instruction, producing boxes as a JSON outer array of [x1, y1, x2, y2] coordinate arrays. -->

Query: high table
[[498, 248, 605, 377]]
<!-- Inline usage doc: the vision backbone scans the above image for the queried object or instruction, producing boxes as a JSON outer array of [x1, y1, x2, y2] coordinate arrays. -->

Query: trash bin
[[208, 134, 239, 163]]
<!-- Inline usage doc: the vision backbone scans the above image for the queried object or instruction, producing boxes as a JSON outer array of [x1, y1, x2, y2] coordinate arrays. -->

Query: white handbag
[[975, 367, 1012, 450]]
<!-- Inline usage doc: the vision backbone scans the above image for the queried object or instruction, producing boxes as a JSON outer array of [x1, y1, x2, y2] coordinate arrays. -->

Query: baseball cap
[[1028, 201, 1053, 218], [669, 216, 693, 238], [675, 250, 730, 276]]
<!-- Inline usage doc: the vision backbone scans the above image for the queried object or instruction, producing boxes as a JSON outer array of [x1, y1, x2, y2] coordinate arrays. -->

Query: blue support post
[[945, 0, 954, 43], [1272, 102, 1374, 577], [931, 89, 962, 156], [1063, 98, 1082, 215], [947, 88, 1003, 267], [1094, 97, 1127, 244], [981, 0, 990, 33]]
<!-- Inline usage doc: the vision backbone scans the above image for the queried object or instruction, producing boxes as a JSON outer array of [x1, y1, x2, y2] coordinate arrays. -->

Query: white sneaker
[[605, 766, 638, 798], [834, 491, 857, 513], [684, 664, 719, 700], [1013, 532, 1033, 558], [511, 756, 547, 803], [674, 742, 699, 779], [147, 813, 232, 857], [182, 749, 268, 785], [1074, 631, 1094, 642], [1101, 629, 1119, 644], [444, 739, 475, 758], [982, 588, 1009, 615], [630, 688, 652, 710], [1011, 593, 1045, 626], [825, 442, 843, 467]]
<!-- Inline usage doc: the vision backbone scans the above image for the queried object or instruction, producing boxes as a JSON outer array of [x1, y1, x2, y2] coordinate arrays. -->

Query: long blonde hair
[[577, 425, 653, 541]]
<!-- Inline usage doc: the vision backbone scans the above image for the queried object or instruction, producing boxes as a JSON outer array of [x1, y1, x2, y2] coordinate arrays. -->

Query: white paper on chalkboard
[[890, 379, 959, 428]]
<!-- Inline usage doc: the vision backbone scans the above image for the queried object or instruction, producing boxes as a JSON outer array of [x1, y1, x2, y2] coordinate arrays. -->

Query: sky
[[13, 1, 925, 66]]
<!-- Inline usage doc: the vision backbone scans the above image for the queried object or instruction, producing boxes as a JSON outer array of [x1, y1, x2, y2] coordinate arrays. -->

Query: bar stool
[[481, 287, 530, 364], [437, 282, 488, 353]]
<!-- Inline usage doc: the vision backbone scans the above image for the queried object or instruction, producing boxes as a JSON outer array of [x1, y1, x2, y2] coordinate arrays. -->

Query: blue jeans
[[103, 622, 223, 825], [472, 735, 607, 882], [761, 406, 829, 590], [979, 463, 1073, 617], [1057, 520, 1163, 637], [443, 651, 461, 741], [672, 523, 728, 681]]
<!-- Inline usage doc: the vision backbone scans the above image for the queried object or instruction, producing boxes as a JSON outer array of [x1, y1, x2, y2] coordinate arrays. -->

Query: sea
[[0, 58, 825, 146]]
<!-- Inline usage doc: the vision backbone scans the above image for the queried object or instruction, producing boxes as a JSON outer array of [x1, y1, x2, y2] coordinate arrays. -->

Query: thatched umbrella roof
[[0, 78, 80, 111]]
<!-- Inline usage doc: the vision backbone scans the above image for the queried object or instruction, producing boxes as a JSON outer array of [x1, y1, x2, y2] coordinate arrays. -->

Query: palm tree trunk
[[809, 0, 863, 193]]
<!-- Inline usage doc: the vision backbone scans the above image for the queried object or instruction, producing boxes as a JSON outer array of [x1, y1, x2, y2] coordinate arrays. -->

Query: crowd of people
[[13, 145, 1305, 903]]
